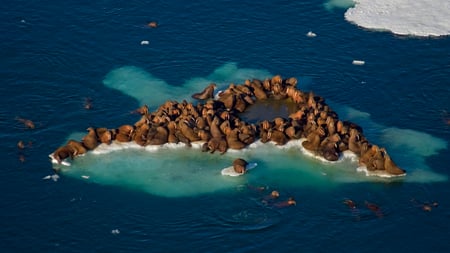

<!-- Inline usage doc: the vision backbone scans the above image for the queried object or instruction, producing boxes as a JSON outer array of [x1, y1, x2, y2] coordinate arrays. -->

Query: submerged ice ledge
[[50, 74, 407, 179]]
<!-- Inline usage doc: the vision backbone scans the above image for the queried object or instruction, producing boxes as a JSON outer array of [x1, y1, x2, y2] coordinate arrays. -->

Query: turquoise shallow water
[[1, 0, 450, 252]]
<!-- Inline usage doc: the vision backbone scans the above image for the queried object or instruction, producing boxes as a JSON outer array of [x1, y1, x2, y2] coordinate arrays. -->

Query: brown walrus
[[302, 127, 325, 152], [246, 80, 268, 100], [148, 21, 158, 28], [233, 158, 248, 174], [167, 121, 179, 143], [225, 128, 246, 150], [82, 127, 98, 150], [134, 124, 150, 146], [383, 151, 406, 175], [348, 128, 362, 154], [204, 137, 228, 154], [319, 134, 341, 161], [16, 117, 35, 129], [147, 126, 169, 145], [284, 125, 302, 140], [191, 83, 216, 100], [52, 145, 75, 164], [66, 140, 87, 156], [178, 120, 200, 142], [268, 129, 289, 146]]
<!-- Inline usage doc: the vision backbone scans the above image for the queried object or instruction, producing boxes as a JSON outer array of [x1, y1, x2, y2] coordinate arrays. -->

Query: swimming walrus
[[232, 158, 249, 174]]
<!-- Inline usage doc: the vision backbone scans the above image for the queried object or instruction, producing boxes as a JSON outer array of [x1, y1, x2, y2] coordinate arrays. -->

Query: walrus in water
[[232, 158, 248, 174], [191, 83, 216, 100], [16, 117, 35, 129]]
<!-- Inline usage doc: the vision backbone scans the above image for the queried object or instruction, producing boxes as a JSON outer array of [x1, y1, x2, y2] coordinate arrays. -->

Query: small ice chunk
[[352, 60, 365, 65], [43, 174, 60, 182], [81, 175, 90, 179], [111, 229, 120, 235], [140, 40, 149, 45], [306, 31, 317, 37]]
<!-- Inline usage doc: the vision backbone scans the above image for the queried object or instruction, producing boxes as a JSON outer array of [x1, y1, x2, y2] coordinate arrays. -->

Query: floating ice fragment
[[352, 60, 365, 65], [140, 40, 149, 45], [306, 31, 317, 37], [111, 229, 120, 235], [81, 175, 90, 179], [43, 174, 60, 182]]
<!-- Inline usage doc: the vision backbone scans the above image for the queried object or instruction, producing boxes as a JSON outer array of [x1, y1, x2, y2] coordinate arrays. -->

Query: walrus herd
[[50, 75, 406, 176]]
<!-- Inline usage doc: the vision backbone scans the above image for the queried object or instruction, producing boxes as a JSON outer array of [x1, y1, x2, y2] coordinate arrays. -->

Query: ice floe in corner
[[344, 0, 450, 37]]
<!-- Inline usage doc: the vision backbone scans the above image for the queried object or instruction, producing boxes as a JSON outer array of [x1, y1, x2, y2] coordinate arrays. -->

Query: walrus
[[133, 104, 149, 116], [383, 151, 406, 175], [205, 137, 227, 154], [16, 117, 35, 129], [197, 129, 211, 142], [66, 140, 87, 156], [134, 124, 150, 146], [147, 126, 169, 145], [289, 109, 305, 121], [247, 81, 268, 100], [319, 134, 341, 161], [232, 158, 248, 174], [268, 129, 289, 146], [208, 116, 224, 139], [302, 127, 325, 151], [52, 145, 75, 164], [84, 97, 93, 110], [348, 128, 362, 154], [371, 147, 386, 171], [218, 93, 236, 110], [117, 124, 135, 137], [82, 127, 98, 150], [284, 125, 302, 140], [284, 77, 298, 87], [225, 128, 246, 150], [179, 120, 200, 142], [148, 21, 158, 28], [192, 83, 216, 100], [94, 128, 113, 144], [359, 144, 376, 168]]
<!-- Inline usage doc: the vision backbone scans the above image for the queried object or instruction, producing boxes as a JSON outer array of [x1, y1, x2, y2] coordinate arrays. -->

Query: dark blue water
[[1, 0, 450, 252]]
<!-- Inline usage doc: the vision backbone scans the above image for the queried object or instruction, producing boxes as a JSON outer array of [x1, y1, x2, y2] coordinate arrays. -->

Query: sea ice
[[344, 0, 450, 37]]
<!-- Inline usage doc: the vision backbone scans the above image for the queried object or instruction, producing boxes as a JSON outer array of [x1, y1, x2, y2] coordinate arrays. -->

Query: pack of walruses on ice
[[50, 75, 406, 176]]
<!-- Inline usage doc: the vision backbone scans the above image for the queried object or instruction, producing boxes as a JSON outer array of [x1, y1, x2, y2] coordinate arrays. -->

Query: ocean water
[[2, 0, 450, 252]]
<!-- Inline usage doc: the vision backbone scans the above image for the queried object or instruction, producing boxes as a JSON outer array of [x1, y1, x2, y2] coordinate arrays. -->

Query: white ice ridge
[[344, 0, 450, 37]]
